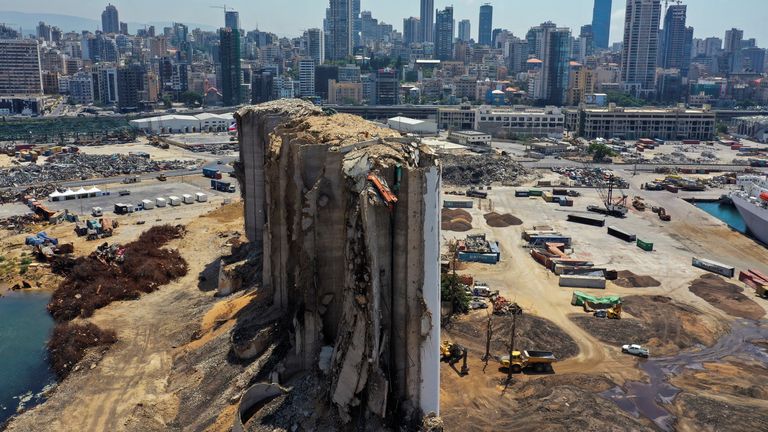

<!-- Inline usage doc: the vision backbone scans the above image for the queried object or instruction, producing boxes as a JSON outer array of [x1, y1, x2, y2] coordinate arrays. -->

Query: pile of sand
[[483, 212, 523, 228], [689, 274, 765, 320], [612, 270, 662, 288], [442, 208, 473, 232]]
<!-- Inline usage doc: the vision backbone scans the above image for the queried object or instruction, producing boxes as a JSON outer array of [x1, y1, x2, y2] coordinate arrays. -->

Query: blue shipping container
[[458, 252, 499, 264]]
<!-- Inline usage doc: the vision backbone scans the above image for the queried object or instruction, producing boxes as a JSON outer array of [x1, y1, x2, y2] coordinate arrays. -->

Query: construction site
[[1, 99, 768, 431]]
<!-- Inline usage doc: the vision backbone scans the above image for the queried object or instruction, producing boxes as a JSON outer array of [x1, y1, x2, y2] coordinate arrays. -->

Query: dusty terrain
[[688, 274, 766, 320], [441, 208, 473, 232], [612, 270, 661, 288], [5, 202, 247, 432]]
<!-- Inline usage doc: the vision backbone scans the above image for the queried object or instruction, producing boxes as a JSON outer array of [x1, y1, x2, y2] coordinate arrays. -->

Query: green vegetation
[[441, 273, 470, 315], [180, 91, 203, 108], [717, 122, 729, 134], [606, 91, 647, 108], [0, 116, 134, 142], [162, 95, 173, 109], [588, 142, 618, 162]]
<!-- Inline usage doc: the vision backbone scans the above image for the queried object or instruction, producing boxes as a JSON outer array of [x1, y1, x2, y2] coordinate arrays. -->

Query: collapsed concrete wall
[[236, 100, 441, 424]]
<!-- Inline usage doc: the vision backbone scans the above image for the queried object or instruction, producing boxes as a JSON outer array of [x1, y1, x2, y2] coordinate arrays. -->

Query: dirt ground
[[444, 311, 579, 362], [441, 208, 472, 232], [688, 274, 766, 320], [483, 212, 523, 227], [611, 270, 661, 288], [671, 357, 768, 403], [5, 202, 247, 432], [672, 392, 768, 432], [570, 295, 727, 356]]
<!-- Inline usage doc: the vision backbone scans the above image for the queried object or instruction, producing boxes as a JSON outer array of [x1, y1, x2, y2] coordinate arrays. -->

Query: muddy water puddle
[[601, 319, 768, 431]]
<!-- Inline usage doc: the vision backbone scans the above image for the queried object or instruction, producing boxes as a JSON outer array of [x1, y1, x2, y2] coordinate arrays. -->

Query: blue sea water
[[0, 291, 56, 425], [694, 201, 748, 234]]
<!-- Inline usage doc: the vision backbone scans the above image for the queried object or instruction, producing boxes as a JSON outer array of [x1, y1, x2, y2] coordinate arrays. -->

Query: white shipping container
[[182, 194, 194, 204], [168, 196, 181, 206], [195, 192, 208, 202], [559, 275, 606, 289], [141, 199, 155, 210], [156, 197, 168, 207]]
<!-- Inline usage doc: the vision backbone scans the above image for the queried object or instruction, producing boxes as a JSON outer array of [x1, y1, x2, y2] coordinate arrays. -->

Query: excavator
[[632, 196, 646, 211], [367, 173, 398, 211], [441, 340, 469, 375], [593, 304, 622, 319]]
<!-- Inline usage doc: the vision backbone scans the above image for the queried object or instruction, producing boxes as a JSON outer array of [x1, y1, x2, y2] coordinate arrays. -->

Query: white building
[[386, 116, 438, 135], [129, 113, 234, 134], [298, 59, 316, 97]]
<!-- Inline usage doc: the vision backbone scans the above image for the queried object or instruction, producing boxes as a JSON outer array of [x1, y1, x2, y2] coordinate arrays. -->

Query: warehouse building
[[129, 112, 234, 134], [733, 116, 768, 143]]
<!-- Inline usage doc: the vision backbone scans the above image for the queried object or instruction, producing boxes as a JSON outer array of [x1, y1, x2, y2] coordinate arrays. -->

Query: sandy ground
[[5, 202, 245, 432]]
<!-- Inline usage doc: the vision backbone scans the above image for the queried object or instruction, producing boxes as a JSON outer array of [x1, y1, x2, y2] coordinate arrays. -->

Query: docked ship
[[730, 175, 768, 244]]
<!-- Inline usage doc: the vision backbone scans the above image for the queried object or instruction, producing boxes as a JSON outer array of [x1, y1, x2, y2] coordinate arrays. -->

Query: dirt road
[[6, 203, 245, 432]]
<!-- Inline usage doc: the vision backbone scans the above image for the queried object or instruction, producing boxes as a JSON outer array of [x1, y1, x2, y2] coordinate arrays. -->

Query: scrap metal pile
[[0, 153, 196, 189], [550, 167, 629, 189], [441, 153, 530, 186]]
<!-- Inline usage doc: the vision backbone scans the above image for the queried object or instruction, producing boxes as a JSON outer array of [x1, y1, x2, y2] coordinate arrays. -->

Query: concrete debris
[[440, 153, 530, 186], [236, 99, 441, 427], [421, 413, 445, 431], [0, 153, 196, 192]]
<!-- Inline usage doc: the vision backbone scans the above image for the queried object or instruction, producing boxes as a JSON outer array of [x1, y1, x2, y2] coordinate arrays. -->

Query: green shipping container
[[528, 189, 543, 196], [636, 239, 654, 251]]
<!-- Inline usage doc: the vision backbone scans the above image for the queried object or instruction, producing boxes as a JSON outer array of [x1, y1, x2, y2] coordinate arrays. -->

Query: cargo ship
[[730, 175, 768, 245]]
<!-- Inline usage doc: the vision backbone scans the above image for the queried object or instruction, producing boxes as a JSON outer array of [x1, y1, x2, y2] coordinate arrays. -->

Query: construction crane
[[209, 4, 234, 12], [582, 157, 628, 218]]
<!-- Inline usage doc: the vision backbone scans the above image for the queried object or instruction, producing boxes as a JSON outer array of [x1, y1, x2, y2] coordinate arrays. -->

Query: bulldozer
[[594, 304, 622, 319], [632, 196, 646, 211]]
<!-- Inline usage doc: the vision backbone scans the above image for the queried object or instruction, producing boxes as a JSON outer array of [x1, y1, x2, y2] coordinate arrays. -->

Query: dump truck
[[500, 350, 557, 373]]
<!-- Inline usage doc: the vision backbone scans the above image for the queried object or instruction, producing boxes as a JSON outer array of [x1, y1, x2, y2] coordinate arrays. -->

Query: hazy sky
[[5, 0, 767, 44]]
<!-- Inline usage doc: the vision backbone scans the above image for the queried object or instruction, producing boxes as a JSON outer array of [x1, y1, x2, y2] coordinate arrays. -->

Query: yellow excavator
[[593, 304, 622, 319]]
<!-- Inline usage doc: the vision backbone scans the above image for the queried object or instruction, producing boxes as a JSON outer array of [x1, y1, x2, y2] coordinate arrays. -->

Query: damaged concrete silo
[[235, 100, 441, 424]]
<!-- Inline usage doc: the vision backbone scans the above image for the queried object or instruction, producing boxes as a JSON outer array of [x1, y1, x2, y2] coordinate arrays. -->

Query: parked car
[[469, 300, 488, 310], [118, 190, 131, 196], [621, 344, 650, 358]]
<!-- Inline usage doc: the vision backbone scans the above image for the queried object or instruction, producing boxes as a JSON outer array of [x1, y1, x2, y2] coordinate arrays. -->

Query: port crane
[[582, 157, 628, 218]]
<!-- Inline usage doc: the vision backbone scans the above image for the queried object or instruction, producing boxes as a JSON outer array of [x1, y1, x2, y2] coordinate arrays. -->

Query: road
[[520, 157, 768, 173]]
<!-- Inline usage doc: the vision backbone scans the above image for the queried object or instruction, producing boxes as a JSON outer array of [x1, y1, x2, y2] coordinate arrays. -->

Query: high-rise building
[[403, 17, 421, 45], [298, 58, 316, 97], [352, 0, 361, 47], [37, 22, 52, 41], [724, 28, 743, 54], [527, 23, 572, 105], [374, 68, 398, 105], [338, 64, 361, 82], [420, 0, 434, 43], [251, 69, 275, 104], [314, 65, 338, 100], [0, 39, 43, 96], [577, 25, 594, 62], [101, 4, 120, 34], [620, 0, 661, 97], [742, 47, 766, 74], [591, 0, 612, 50], [328, 0, 353, 60], [306, 28, 325, 65], [117, 63, 146, 112], [435, 6, 454, 61], [225, 10, 240, 30], [479, 4, 493, 46], [660, 4, 692, 76], [458, 19, 471, 43], [219, 27, 242, 106]]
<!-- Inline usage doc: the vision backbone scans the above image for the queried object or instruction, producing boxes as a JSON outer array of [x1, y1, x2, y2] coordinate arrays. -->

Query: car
[[118, 190, 131, 196], [621, 344, 650, 358], [216, 160, 224, 164], [469, 300, 488, 310]]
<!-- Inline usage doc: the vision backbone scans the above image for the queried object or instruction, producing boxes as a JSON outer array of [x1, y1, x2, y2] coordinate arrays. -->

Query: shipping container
[[168, 196, 182, 206], [692, 257, 735, 278], [552, 189, 568, 196], [556, 266, 606, 277], [156, 197, 168, 207], [466, 190, 488, 199], [682, 140, 700, 145], [559, 199, 574, 207], [636, 239, 654, 251], [182, 194, 194, 204], [195, 192, 208, 202], [528, 189, 543, 197], [528, 235, 573, 247], [141, 199, 155, 210], [542, 192, 554, 203], [665, 185, 679, 193], [458, 251, 499, 264], [515, 190, 530, 198], [202, 167, 220, 178], [443, 200, 473, 208], [559, 275, 606, 289], [567, 214, 605, 227], [607, 226, 636, 242]]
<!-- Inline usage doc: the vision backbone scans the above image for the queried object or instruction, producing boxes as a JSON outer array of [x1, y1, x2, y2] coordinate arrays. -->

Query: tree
[[606, 91, 646, 108], [162, 95, 173, 109], [716, 122, 728, 135], [588, 142, 617, 162], [441, 273, 470, 315], [180, 91, 203, 108]]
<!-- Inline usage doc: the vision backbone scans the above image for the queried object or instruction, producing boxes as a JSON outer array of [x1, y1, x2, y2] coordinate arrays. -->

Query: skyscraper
[[420, 0, 434, 43], [620, 0, 661, 97], [101, 4, 119, 34], [479, 3, 493, 46], [458, 19, 471, 43], [724, 28, 743, 54], [352, 0, 361, 47], [403, 17, 421, 45], [306, 28, 325, 65], [374, 68, 399, 105], [225, 10, 240, 30], [660, 4, 692, 75], [219, 27, 242, 106], [0, 39, 43, 96], [527, 22, 571, 105], [591, 0, 612, 50], [298, 59, 316, 97], [328, 0, 353, 60], [434, 6, 454, 61]]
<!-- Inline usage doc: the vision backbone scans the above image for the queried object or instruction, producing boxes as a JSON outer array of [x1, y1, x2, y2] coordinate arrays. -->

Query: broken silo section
[[236, 99, 441, 425]]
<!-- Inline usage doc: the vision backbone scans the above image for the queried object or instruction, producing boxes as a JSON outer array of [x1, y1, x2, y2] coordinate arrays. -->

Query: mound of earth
[[484, 212, 523, 228], [442, 208, 473, 232], [440, 373, 655, 432], [445, 312, 579, 361], [672, 393, 768, 432], [570, 295, 727, 356], [671, 357, 768, 402], [612, 270, 661, 288], [688, 274, 766, 320]]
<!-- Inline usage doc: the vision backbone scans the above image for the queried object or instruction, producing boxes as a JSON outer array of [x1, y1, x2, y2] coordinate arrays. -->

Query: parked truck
[[500, 350, 557, 373], [203, 167, 221, 179], [211, 179, 236, 193]]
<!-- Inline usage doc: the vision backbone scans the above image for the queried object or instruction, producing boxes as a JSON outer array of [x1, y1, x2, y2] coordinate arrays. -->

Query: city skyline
[[4, 0, 768, 44]]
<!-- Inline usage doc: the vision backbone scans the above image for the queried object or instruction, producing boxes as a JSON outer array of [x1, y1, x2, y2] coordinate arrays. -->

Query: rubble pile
[[441, 153, 530, 186], [0, 153, 195, 189], [0, 183, 57, 204], [47, 322, 117, 378], [0, 214, 39, 232]]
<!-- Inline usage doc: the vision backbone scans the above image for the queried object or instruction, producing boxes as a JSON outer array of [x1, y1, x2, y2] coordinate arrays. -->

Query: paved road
[[521, 158, 768, 173]]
